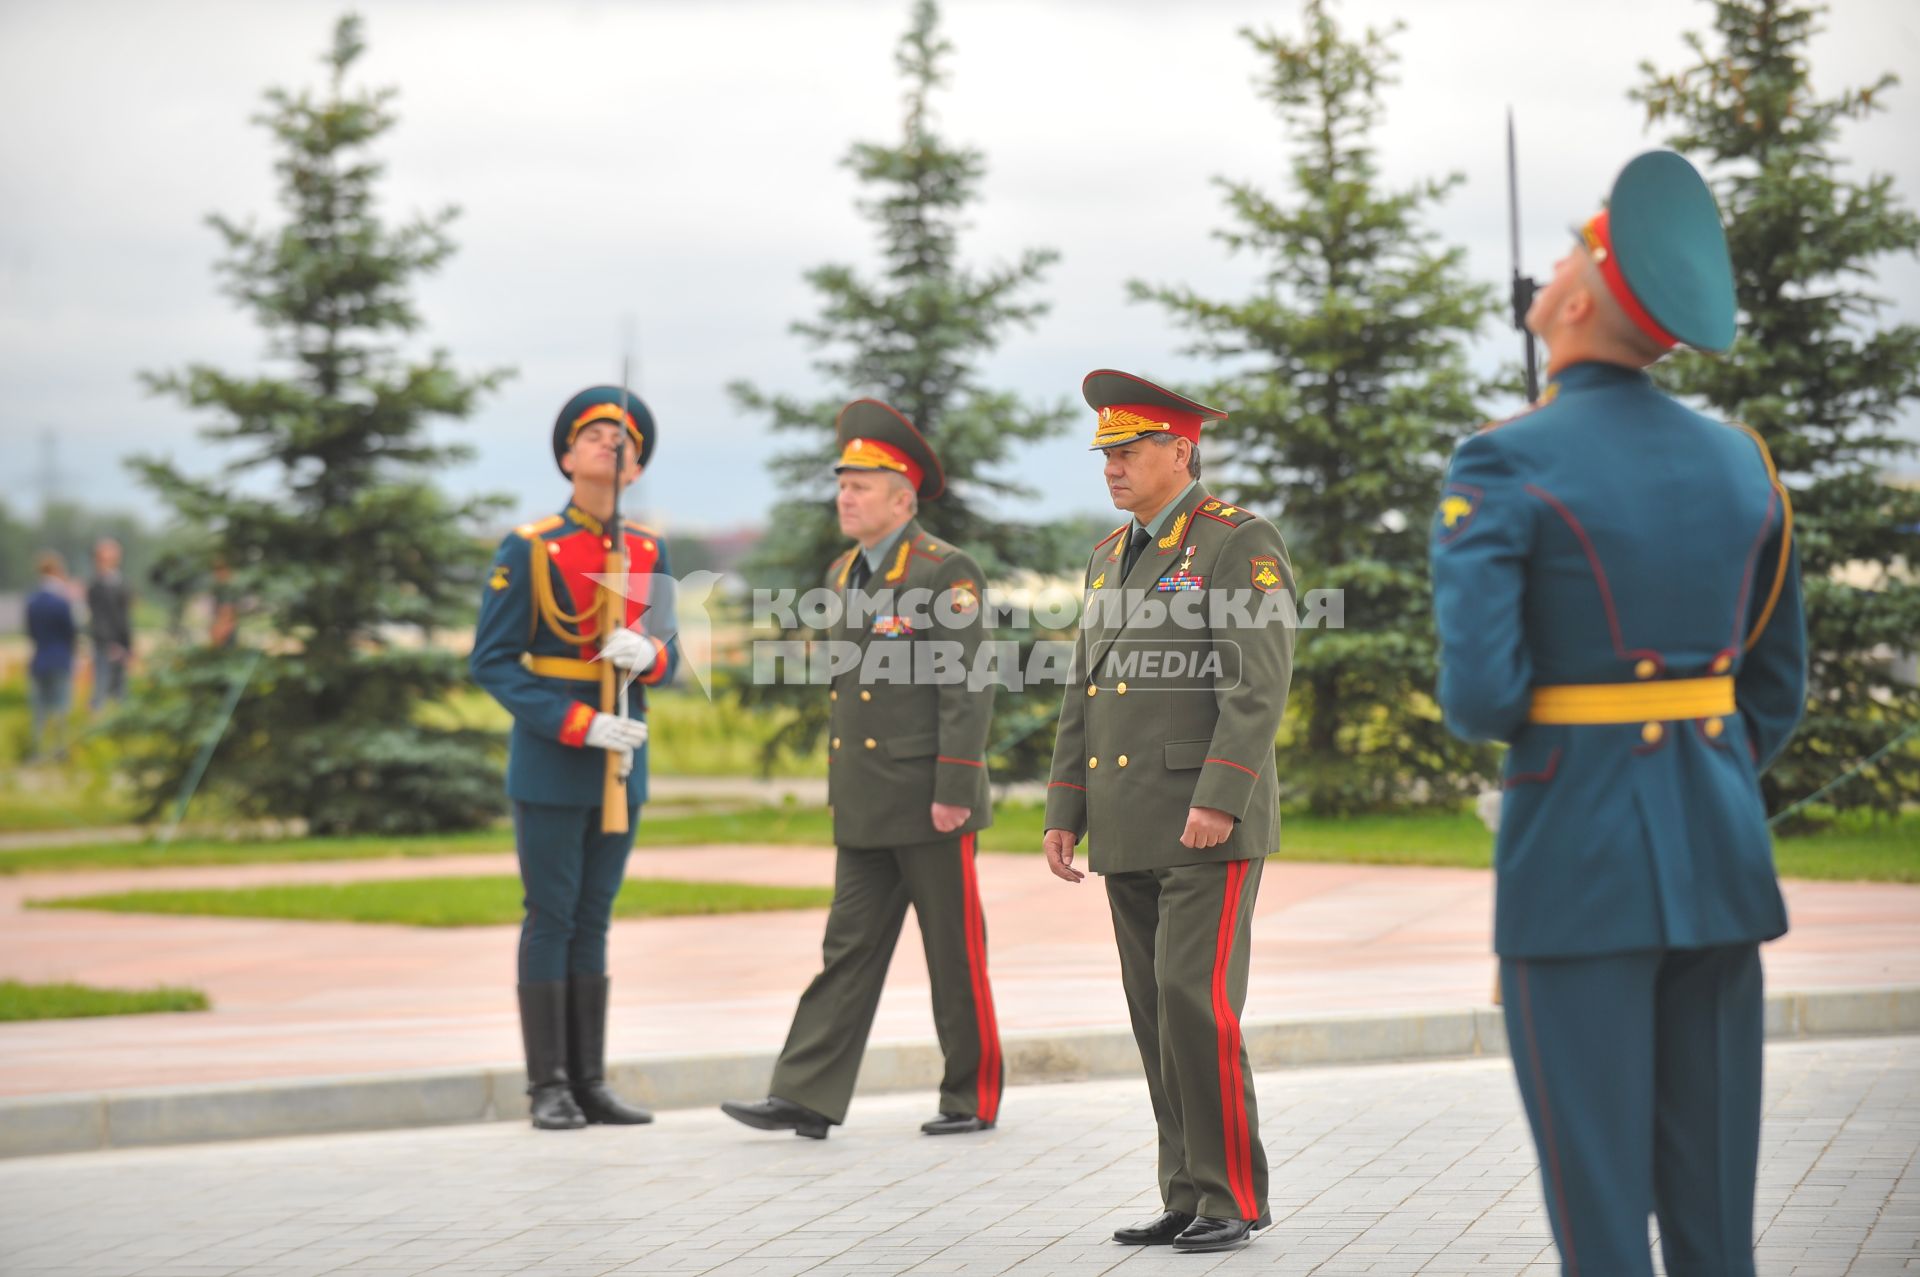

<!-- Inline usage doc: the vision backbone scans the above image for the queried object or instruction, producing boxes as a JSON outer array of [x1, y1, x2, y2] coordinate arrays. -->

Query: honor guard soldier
[[1431, 152, 1806, 1276], [723, 399, 1002, 1140], [470, 385, 680, 1131], [1043, 371, 1296, 1253]]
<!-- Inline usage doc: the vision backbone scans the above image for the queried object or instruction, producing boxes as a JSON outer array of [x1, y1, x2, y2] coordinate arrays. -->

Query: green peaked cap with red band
[[1579, 150, 1737, 355], [833, 399, 946, 500]]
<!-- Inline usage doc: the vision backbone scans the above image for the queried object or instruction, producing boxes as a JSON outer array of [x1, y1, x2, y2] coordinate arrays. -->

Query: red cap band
[[1581, 211, 1679, 351], [836, 436, 925, 492]]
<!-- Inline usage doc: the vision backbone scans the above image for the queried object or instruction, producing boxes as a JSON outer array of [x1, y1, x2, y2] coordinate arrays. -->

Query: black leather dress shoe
[[1111, 1209, 1195, 1245], [920, 1112, 994, 1135], [720, 1096, 831, 1140], [1170, 1212, 1272, 1252]]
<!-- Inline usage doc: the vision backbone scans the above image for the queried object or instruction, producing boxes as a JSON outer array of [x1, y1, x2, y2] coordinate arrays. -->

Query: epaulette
[[912, 533, 951, 562], [1477, 382, 1562, 435], [622, 518, 659, 538], [1093, 524, 1127, 552], [514, 514, 564, 540], [1194, 497, 1257, 528]]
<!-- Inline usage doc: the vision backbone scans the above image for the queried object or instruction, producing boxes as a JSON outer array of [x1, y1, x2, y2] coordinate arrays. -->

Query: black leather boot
[[566, 974, 653, 1124], [517, 981, 586, 1130]]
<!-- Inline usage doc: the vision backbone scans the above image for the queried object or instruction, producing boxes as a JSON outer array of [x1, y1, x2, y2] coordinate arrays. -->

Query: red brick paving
[[1, 846, 1914, 1097]]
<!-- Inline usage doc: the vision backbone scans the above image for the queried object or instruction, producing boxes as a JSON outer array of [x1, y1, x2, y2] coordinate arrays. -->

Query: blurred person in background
[[26, 552, 79, 761], [87, 537, 134, 708]]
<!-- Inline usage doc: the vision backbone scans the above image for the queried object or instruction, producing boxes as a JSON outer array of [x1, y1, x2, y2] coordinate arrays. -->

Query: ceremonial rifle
[[599, 360, 633, 834], [1508, 108, 1541, 402]]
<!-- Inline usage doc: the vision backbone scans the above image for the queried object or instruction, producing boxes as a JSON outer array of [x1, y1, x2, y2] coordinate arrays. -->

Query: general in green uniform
[[1043, 371, 1296, 1253], [723, 399, 1002, 1140], [1430, 152, 1807, 1275], [470, 386, 679, 1131]]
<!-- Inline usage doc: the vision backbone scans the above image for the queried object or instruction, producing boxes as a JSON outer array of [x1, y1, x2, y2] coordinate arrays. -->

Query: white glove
[[584, 713, 648, 779], [599, 627, 657, 673], [1475, 788, 1504, 834]]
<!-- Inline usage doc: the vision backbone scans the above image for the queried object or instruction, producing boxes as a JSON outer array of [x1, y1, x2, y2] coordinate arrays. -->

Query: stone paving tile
[[0, 1036, 1914, 1276]]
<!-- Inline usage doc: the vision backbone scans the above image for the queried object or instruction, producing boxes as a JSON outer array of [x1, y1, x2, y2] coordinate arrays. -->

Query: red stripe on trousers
[[958, 832, 1002, 1123], [1212, 860, 1256, 1219]]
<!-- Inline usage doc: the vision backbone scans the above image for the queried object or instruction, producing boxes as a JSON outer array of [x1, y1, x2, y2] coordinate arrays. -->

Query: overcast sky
[[3, 0, 1916, 537]]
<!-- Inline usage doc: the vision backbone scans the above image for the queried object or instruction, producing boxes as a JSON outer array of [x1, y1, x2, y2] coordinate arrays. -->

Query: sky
[[2, 0, 1917, 538]]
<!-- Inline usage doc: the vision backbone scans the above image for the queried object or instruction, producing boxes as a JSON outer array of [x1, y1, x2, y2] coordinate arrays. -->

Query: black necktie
[[1121, 524, 1151, 578], [847, 553, 871, 594]]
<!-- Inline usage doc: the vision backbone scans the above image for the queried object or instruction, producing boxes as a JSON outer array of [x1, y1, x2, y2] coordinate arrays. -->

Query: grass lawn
[[4, 803, 1913, 883], [27, 876, 836, 927], [0, 979, 209, 1021]]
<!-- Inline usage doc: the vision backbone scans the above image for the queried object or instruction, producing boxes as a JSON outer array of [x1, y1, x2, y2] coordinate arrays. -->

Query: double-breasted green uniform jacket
[[1045, 483, 1296, 872], [824, 519, 994, 850]]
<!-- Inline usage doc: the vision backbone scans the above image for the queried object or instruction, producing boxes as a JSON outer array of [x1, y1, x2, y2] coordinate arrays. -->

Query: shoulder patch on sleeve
[[489, 563, 511, 591], [1435, 484, 1482, 544]]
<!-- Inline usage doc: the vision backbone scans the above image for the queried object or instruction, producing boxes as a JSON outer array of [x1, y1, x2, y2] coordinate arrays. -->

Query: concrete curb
[[4, 986, 1914, 1160]]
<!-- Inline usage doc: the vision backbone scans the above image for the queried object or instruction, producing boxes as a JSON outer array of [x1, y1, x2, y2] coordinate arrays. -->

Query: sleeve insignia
[[948, 580, 980, 615], [1250, 556, 1284, 593], [489, 565, 511, 592], [1436, 483, 1482, 544]]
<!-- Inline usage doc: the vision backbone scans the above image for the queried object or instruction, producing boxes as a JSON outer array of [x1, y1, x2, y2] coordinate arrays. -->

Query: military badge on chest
[[871, 614, 916, 638], [1158, 544, 1204, 592]]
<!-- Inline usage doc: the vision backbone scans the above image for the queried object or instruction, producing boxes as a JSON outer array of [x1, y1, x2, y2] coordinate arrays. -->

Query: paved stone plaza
[[2, 1036, 1913, 1276]]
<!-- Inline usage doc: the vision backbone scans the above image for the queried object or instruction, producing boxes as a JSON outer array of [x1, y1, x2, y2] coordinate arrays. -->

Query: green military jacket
[[825, 519, 995, 850], [1045, 483, 1296, 873]]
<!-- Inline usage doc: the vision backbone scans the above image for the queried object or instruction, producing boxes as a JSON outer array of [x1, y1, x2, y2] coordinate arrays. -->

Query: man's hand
[[598, 627, 657, 673], [584, 713, 648, 779], [1043, 828, 1085, 883], [1179, 806, 1234, 850], [931, 802, 971, 834]]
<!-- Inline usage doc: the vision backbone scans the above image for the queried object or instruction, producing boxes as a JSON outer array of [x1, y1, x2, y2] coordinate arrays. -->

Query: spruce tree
[[732, 0, 1069, 775], [120, 15, 511, 835], [1635, 0, 1920, 817], [1131, 0, 1498, 813]]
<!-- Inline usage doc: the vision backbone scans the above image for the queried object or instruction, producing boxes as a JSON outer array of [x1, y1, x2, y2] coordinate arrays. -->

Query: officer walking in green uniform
[[1431, 152, 1806, 1275], [471, 386, 680, 1131], [722, 399, 1003, 1139], [1044, 371, 1296, 1253]]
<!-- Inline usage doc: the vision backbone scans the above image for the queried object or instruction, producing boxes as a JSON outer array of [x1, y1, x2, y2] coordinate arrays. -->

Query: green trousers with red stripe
[[769, 833, 1002, 1126], [1105, 857, 1267, 1221]]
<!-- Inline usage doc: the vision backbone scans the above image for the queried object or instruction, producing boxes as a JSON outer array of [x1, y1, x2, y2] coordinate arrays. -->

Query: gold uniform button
[[860, 689, 872, 702], [864, 738, 877, 750], [1705, 717, 1725, 738], [1088, 756, 1099, 769], [1712, 653, 1732, 674], [1642, 722, 1664, 745], [1116, 681, 1129, 695], [1635, 658, 1658, 680], [1117, 754, 1129, 767], [831, 737, 840, 748], [830, 690, 837, 701], [1087, 684, 1098, 697]]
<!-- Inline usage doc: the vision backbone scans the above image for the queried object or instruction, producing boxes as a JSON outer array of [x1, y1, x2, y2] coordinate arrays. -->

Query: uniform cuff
[[1044, 781, 1087, 837], [934, 755, 984, 806], [559, 702, 596, 747], [1189, 755, 1262, 821], [636, 636, 671, 686]]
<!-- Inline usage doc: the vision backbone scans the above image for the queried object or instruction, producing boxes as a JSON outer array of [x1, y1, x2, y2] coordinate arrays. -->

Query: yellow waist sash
[[1527, 676, 1734, 724], [524, 655, 600, 682]]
